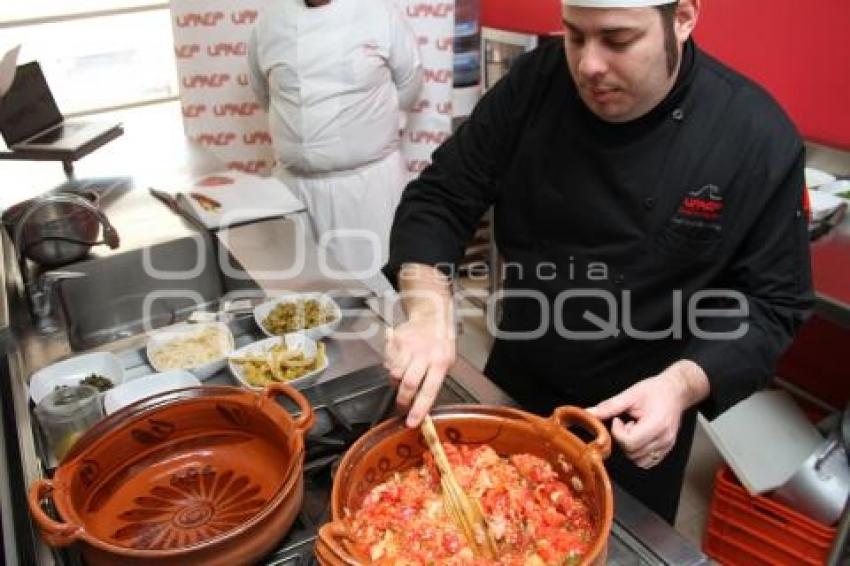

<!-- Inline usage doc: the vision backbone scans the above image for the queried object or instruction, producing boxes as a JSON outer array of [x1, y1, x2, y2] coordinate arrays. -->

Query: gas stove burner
[[305, 422, 370, 462], [267, 388, 391, 562], [264, 543, 320, 566], [303, 453, 341, 476], [303, 384, 397, 467]]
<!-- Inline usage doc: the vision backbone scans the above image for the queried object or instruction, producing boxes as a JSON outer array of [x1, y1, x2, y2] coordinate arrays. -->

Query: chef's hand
[[384, 263, 456, 428], [587, 360, 710, 469]]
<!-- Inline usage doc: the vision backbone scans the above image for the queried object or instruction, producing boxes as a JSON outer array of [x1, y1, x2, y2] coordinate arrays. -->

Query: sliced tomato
[[542, 508, 567, 528], [441, 531, 461, 555], [352, 442, 594, 564]]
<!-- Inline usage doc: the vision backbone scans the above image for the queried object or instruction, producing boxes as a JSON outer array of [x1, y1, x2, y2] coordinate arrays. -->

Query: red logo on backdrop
[[243, 131, 273, 145], [436, 101, 453, 115], [182, 104, 207, 119], [195, 132, 237, 147], [175, 11, 224, 27], [409, 100, 430, 113], [236, 74, 250, 87], [678, 185, 724, 221], [228, 161, 269, 174], [435, 37, 453, 51], [182, 73, 231, 89], [213, 102, 261, 117], [417, 36, 429, 47], [207, 42, 248, 57], [406, 3, 453, 18], [407, 159, 431, 173], [408, 130, 450, 145], [437, 100, 454, 116], [174, 44, 201, 59], [423, 68, 453, 84], [231, 10, 258, 25]]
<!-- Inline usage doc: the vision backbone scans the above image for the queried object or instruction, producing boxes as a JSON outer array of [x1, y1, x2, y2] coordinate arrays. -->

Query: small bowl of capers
[[28, 352, 125, 405]]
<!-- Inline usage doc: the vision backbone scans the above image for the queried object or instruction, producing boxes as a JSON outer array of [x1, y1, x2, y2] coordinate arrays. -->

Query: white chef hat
[[563, 0, 677, 7]]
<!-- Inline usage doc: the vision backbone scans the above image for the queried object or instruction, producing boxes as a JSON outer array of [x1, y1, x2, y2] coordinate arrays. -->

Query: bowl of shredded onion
[[146, 322, 235, 381], [228, 333, 328, 391]]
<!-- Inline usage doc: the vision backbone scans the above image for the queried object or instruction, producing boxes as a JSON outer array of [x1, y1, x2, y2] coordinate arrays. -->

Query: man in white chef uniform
[[248, 0, 423, 281]]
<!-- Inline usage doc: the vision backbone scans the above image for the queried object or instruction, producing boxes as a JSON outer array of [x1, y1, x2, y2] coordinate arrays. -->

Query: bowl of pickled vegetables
[[228, 333, 328, 391], [253, 293, 341, 340]]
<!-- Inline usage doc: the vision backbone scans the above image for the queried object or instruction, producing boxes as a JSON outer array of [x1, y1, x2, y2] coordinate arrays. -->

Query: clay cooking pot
[[28, 382, 314, 566], [316, 404, 613, 565]]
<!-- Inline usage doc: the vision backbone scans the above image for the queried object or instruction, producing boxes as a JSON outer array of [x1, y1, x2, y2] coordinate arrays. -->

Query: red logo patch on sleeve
[[802, 185, 812, 223]]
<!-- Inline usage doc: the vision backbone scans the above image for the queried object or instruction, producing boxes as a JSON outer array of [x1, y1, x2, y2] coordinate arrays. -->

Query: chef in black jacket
[[382, 0, 813, 522]]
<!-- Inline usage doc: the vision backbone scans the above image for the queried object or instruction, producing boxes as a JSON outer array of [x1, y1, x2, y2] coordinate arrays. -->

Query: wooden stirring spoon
[[421, 415, 497, 559]]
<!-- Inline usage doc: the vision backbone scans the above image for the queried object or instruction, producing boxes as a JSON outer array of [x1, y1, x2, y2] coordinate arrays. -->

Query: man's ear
[[675, 0, 700, 43]]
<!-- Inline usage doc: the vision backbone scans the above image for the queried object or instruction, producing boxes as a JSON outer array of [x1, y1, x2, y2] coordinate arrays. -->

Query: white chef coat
[[248, 0, 422, 282]]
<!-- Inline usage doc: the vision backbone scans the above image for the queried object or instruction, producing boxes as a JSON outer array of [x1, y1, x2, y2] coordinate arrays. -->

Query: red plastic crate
[[703, 466, 836, 566]]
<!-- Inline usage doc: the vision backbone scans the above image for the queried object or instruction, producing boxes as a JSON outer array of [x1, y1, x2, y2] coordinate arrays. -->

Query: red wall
[[481, 0, 850, 149], [481, 0, 562, 35], [695, 1, 850, 150], [778, 315, 850, 410]]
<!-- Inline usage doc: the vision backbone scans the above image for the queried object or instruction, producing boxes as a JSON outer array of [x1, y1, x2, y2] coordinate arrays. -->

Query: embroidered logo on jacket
[[669, 184, 724, 234], [678, 184, 723, 221]]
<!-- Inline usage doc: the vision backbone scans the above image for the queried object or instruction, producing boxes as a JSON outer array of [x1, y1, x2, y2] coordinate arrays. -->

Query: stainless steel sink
[[56, 234, 256, 351]]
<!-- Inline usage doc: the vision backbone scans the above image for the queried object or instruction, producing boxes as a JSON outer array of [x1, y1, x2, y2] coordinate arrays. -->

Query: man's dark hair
[[657, 2, 680, 76]]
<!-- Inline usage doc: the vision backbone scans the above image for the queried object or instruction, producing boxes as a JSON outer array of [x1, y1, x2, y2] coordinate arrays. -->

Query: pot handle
[[316, 521, 367, 565], [551, 406, 612, 461], [27, 479, 82, 547], [258, 382, 315, 435]]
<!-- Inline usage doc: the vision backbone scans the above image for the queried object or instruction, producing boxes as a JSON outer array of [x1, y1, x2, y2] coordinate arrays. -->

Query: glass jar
[[34, 384, 104, 461]]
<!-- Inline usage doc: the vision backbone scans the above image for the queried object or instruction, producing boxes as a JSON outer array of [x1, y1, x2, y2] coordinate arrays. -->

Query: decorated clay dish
[[28, 383, 313, 566]]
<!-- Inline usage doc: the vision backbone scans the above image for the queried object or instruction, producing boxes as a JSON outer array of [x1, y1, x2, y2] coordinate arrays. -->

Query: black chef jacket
[[384, 39, 814, 520]]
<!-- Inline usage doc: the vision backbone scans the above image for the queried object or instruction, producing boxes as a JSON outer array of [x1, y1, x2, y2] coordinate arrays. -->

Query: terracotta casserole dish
[[28, 382, 314, 566], [316, 404, 613, 565]]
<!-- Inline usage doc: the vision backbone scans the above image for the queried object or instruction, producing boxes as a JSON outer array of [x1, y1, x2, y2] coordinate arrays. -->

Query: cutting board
[[180, 171, 305, 230], [703, 389, 824, 494]]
